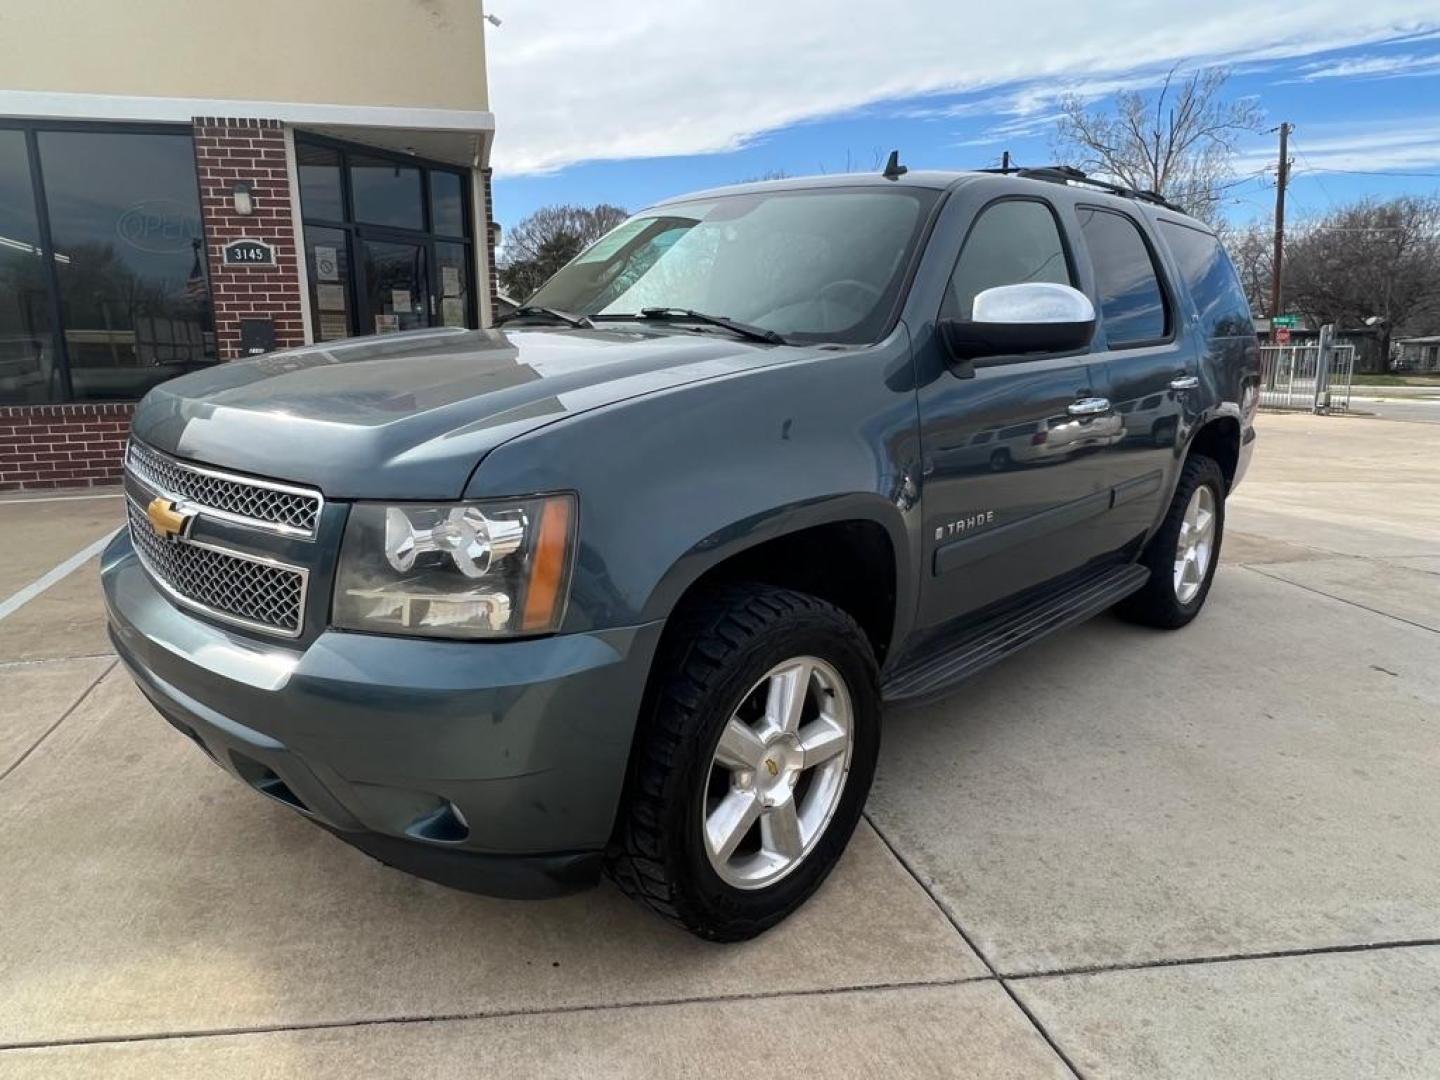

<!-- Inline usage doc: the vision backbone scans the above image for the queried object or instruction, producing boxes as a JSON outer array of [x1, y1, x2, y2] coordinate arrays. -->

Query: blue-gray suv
[[103, 165, 1257, 940]]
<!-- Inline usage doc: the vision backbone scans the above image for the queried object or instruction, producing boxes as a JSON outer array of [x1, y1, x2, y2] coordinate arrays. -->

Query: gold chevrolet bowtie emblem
[[146, 497, 194, 541], [764, 758, 779, 778]]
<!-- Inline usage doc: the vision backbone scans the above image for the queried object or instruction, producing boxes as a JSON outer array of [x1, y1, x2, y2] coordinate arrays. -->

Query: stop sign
[[1275, 327, 1291, 344]]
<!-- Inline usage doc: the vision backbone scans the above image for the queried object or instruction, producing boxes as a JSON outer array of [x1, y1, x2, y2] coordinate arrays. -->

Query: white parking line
[[0, 528, 120, 622], [0, 493, 123, 505]]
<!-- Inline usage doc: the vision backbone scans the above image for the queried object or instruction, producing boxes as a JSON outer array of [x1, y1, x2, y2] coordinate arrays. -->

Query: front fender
[[468, 331, 924, 643], [639, 490, 914, 637]]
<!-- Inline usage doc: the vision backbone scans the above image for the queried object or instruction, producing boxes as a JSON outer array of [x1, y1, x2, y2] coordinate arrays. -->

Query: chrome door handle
[[1068, 397, 1111, 417], [1170, 375, 1200, 391]]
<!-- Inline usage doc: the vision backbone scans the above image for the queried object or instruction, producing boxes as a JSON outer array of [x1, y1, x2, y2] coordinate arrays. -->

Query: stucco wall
[[0, 0, 488, 111]]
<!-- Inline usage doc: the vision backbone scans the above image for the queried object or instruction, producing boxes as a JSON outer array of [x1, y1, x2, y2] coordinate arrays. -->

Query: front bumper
[[102, 531, 663, 898]]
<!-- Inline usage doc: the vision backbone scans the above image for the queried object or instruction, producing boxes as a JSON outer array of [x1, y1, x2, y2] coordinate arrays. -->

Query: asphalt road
[[0, 412, 1437, 1078], [1347, 394, 1440, 425]]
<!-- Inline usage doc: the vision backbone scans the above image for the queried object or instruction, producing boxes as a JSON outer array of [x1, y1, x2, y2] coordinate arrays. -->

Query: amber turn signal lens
[[522, 496, 575, 632]]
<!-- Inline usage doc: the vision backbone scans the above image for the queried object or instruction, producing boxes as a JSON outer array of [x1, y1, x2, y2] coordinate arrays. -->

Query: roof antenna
[[882, 150, 908, 180]]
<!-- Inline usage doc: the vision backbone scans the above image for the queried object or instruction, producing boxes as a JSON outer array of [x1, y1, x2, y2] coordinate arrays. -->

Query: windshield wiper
[[495, 305, 594, 329], [633, 307, 786, 345]]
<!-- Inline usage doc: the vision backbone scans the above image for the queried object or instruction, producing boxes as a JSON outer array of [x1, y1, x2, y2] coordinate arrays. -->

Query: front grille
[[126, 500, 306, 637], [127, 441, 321, 537]]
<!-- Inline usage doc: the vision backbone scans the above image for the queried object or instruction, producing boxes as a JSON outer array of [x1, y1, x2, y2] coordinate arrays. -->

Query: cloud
[[1232, 117, 1440, 174], [1292, 51, 1440, 80], [485, 3, 1440, 176]]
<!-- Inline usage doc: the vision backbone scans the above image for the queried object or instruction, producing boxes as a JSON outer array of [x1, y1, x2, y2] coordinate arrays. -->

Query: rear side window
[[1158, 221, 1255, 339], [942, 200, 1072, 320], [1077, 207, 1169, 346]]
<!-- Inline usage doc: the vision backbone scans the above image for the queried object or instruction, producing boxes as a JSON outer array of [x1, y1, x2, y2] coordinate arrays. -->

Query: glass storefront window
[[305, 226, 352, 341], [350, 155, 423, 230], [297, 136, 476, 341], [298, 142, 343, 222], [37, 129, 217, 402], [430, 172, 466, 237], [0, 130, 57, 403], [435, 241, 470, 327]]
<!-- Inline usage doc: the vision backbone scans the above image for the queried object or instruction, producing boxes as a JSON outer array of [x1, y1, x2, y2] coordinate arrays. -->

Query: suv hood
[[132, 326, 810, 499]]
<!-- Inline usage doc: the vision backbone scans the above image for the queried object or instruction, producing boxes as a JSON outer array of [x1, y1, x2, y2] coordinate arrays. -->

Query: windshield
[[525, 187, 939, 344]]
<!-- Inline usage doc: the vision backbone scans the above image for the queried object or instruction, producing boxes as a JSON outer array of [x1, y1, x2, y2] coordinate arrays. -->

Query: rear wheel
[[1117, 453, 1226, 629], [607, 584, 880, 941]]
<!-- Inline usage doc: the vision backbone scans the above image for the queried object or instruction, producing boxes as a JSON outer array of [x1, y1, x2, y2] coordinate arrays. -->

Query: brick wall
[[193, 118, 306, 358], [0, 404, 133, 492], [481, 166, 500, 318]]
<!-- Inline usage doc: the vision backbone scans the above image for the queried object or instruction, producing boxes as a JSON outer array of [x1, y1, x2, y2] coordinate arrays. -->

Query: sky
[[483, 2, 1440, 240]]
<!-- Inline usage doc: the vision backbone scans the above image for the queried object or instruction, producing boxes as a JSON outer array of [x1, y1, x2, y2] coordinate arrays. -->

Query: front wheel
[[607, 584, 880, 941], [1117, 453, 1226, 628]]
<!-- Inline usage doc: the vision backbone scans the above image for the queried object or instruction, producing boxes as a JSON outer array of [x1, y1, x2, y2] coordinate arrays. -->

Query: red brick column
[[192, 118, 306, 358], [0, 403, 134, 491], [481, 166, 500, 320]]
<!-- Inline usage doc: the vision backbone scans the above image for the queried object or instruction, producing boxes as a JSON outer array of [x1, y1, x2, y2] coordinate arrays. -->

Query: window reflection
[[350, 155, 422, 230], [1077, 208, 1169, 346], [0, 130, 58, 403], [298, 142, 343, 222], [430, 172, 465, 237], [37, 130, 216, 401]]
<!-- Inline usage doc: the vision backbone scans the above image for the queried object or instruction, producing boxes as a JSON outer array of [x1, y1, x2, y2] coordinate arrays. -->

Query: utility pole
[[1269, 122, 1292, 321]]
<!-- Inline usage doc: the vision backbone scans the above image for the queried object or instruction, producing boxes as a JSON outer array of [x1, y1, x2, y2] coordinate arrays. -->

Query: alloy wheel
[[1173, 484, 1217, 605], [701, 656, 854, 890]]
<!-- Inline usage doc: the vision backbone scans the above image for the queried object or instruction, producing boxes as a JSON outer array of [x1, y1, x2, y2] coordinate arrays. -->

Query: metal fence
[[1257, 328, 1354, 413]]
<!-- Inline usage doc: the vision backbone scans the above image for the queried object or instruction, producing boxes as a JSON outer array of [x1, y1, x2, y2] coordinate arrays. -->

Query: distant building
[[1, 0, 498, 490], [1395, 337, 1440, 373], [1254, 321, 1388, 373]]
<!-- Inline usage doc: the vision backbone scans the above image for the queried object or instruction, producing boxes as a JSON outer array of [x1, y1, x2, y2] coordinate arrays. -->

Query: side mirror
[[939, 282, 1096, 369]]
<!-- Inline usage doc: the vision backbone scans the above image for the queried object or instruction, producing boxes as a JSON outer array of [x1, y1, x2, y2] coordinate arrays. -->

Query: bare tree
[[1053, 67, 1262, 224], [1283, 196, 1440, 369], [499, 203, 629, 299], [1223, 221, 1275, 319]]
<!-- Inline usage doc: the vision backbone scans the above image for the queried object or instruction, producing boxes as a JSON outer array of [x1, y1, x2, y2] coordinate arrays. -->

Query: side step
[[881, 564, 1151, 704]]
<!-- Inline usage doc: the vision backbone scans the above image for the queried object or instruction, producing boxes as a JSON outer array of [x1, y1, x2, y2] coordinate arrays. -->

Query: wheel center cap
[[757, 736, 802, 800]]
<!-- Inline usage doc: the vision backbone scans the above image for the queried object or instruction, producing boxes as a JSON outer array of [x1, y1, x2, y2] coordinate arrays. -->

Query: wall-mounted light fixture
[[232, 181, 255, 216], [485, 13, 502, 27]]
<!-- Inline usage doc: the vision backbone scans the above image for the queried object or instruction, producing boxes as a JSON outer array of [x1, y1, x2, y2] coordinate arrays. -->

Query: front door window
[[362, 238, 429, 333]]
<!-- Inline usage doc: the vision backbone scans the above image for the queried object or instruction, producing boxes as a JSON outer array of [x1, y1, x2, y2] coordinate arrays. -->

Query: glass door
[[359, 235, 431, 334]]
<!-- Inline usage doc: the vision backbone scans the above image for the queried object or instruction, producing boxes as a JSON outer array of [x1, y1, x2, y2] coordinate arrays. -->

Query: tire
[[989, 447, 1011, 472], [607, 583, 880, 942], [1117, 453, 1226, 629]]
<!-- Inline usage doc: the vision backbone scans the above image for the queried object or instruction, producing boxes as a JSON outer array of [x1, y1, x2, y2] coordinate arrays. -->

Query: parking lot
[[1, 411, 1437, 1078]]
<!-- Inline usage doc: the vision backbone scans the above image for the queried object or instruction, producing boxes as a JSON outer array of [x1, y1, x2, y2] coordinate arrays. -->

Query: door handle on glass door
[[1068, 397, 1112, 417]]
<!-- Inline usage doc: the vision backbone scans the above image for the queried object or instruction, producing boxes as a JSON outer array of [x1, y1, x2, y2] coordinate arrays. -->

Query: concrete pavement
[[0, 412, 1437, 1077]]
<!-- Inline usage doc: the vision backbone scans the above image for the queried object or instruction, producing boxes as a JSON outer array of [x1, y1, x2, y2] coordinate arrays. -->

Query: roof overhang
[[0, 89, 495, 167]]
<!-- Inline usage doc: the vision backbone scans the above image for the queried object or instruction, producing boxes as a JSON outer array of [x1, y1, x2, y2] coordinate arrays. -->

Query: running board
[[882, 564, 1151, 704]]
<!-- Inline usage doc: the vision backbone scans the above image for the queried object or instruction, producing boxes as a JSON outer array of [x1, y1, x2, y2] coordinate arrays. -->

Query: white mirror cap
[[971, 282, 1096, 325]]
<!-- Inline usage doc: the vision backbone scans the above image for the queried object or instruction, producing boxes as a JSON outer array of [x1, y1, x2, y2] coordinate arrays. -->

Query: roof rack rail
[[976, 163, 1186, 214]]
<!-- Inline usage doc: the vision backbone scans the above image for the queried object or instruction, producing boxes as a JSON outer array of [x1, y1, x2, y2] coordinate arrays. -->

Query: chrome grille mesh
[[126, 501, 305, 636], [127, 441, 320, 535]]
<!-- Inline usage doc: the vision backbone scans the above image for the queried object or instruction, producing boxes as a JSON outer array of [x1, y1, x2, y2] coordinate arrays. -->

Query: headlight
[[333, 494, 576, 638]]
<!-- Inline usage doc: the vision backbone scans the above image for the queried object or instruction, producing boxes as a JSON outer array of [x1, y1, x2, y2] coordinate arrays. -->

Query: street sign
[[1275, 327, 1291, 344], [1272, 314, 1300, 328]]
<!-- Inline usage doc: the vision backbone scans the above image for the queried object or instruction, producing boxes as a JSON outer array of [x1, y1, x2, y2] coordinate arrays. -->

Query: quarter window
[[1158, 221, 1255, 338], [1077, 207, 1169, 346], [942, 200, 1072, 320]]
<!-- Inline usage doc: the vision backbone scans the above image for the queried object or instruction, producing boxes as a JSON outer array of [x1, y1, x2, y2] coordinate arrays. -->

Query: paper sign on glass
[[442, 266, 461, 296], [317, 284, 345, 311], [314, 246, 339, 282], [391, 289, 412, 312]]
